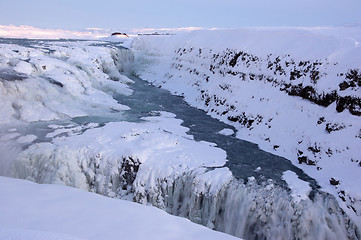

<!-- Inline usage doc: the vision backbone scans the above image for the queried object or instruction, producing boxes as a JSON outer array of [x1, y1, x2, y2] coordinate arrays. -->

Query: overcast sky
[[1, 0, 361, 30]]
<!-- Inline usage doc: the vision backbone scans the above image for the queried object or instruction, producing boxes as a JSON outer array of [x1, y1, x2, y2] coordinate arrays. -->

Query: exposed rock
[[120, 156, 140, 189], [336, 96, 361, 116], [298, 156, 316, 166], [317, 117, 326, 124], [339, 69, 361, 91], [330, 178, 340, 186], [326, 123, 346, 133], [111, 32, 129, 37]]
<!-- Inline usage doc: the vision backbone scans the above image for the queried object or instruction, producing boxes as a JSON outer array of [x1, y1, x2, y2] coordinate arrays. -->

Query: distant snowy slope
[[0, 176, 239, 240], [131, 26, 361, 223]]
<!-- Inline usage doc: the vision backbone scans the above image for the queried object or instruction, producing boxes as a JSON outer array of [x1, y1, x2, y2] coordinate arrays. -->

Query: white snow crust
[[282, 170, 312, 203], [218, 128, 235, 136]]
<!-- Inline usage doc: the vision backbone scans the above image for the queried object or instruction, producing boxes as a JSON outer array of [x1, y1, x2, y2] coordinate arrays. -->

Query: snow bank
[[0, 176, 238, 240], [131, 26, 361, 224]]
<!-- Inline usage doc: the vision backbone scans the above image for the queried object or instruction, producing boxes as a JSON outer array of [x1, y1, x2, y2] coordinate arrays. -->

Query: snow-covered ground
[[0, 176, 239, 240], [131, 26, 361, 226]]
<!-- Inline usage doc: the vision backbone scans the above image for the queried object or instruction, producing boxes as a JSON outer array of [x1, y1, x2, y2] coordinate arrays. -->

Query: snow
[[16, 134, 37, 144], [282, 170, 312, 203], [193, 167, 233, 195], [254, 167, 261, 172], [0, 132, 20, 141], [0, 227, 85, 240], [131, 26, 361, 225], [0, 176, 238, 240], [218, 128, 234, 136], [1, 27, 361, 238]]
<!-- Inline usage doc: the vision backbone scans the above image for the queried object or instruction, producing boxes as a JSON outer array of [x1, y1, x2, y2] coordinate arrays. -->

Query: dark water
[[116, 75, 320, 191]]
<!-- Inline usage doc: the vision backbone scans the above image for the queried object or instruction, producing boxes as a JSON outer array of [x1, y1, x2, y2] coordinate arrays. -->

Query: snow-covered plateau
[[0, 26, 360, 239]]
